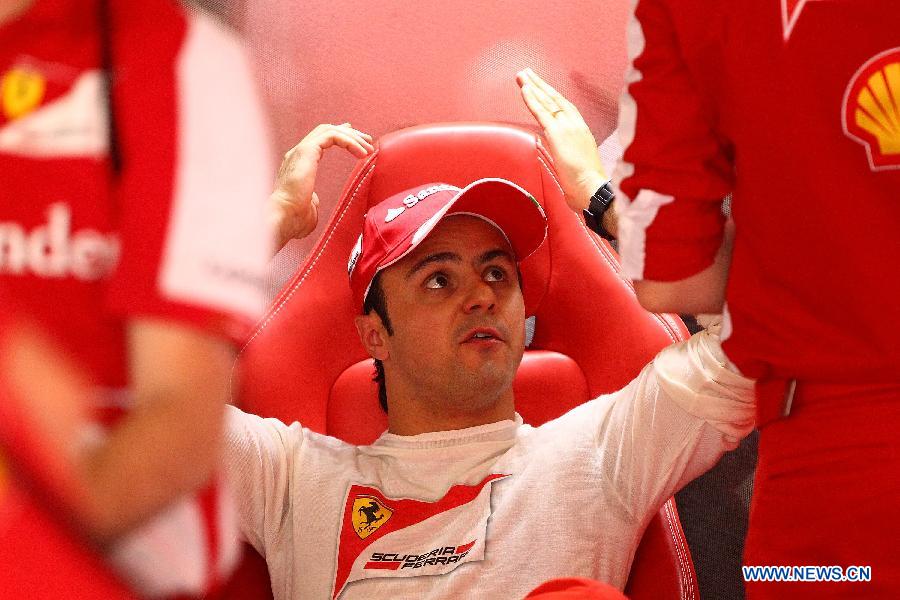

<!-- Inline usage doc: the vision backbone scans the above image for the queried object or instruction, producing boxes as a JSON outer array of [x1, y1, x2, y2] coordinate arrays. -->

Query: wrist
[[599, 201, 618, 240], [268, 192, 308, 250], [575, 171, 608, 211]]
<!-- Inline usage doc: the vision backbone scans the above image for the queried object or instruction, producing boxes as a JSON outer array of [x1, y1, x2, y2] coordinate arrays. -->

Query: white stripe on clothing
[[159, 12, 273, 321]]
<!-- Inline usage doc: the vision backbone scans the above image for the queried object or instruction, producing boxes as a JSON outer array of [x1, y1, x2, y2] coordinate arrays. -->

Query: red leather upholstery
[[236, 123, 697, 599], [328, 351, 588, 445]]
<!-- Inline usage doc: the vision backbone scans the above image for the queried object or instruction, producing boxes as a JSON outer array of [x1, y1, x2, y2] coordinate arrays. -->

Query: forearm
[[270, 202, 296, 254], [269, 190, 310, 253], [601, 199, 619, 240], [0, 320, 225, 545], [74, 321, 235, 546], [633, 219, 733, 314], [77, 386, 227, 544]]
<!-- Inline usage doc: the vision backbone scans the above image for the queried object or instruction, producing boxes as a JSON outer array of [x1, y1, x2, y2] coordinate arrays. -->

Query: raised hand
[[270, 123, 374, 251], [516, 69, 608, 212]]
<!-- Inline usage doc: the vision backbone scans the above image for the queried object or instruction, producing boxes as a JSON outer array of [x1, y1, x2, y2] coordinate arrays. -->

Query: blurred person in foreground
[[610, 2, 899, 598], [0, 0, 274, 596]]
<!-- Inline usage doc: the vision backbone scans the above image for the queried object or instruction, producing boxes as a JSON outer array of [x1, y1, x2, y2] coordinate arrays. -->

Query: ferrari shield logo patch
[[351, 495, 393, 539], [2, 68, 46, 120], [332, 473, 509, 599]]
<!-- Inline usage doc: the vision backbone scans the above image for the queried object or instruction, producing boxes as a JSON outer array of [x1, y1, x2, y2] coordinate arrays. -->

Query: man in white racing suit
[[224, 123, 755, 599]]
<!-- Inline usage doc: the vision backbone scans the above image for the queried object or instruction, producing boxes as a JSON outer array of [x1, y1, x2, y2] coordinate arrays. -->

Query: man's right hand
[[269, 123, 374, 252], [516, 69, 608, 213]]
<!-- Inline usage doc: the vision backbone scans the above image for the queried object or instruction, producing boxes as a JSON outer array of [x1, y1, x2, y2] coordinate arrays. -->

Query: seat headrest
[[328, 350, 589, 445]]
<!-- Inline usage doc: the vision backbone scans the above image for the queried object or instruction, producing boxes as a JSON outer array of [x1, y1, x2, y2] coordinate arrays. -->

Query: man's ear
[[354, 313, 389, 361]]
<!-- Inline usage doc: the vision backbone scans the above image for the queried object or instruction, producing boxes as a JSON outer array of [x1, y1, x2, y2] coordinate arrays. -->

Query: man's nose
[[462, 278, 497, 314]]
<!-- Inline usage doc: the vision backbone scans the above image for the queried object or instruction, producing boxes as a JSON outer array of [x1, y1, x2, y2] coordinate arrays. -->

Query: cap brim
[[404, 178, 547, 264]]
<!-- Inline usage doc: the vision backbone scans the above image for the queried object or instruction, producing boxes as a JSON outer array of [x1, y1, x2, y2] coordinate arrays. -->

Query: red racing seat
[[235, 123, 697, 600]]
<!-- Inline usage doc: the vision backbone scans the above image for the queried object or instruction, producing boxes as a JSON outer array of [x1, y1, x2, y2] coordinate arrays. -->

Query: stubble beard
[[434, 346, 524, 415]]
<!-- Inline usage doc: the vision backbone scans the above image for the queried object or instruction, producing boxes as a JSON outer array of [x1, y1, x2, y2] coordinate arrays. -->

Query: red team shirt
[[615, 0, 900, 383], [0, 0, 272, 596]]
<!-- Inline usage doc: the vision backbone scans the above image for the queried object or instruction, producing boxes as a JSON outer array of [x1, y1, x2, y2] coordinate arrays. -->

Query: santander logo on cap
[[383, 184, 458, 223], [347, 184, 459, 278]]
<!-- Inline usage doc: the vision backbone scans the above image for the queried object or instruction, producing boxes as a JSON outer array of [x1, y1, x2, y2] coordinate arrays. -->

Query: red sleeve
[[614, 0, 732, 282], [104, 2, 273, 343]]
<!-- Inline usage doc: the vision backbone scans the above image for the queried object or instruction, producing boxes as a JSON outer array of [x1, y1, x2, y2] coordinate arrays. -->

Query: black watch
[[582, 180, 616, 241]]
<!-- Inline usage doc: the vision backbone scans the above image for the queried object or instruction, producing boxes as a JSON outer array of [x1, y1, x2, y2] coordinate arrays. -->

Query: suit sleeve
[[614, 0, 733, 282], [567, 329, 755, 521], [223, 406, 300, 554], [104, 4, 273, 343]]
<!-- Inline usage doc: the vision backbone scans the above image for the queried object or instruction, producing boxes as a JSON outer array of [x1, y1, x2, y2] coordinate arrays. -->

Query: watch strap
[[583, 180, 616, 241]]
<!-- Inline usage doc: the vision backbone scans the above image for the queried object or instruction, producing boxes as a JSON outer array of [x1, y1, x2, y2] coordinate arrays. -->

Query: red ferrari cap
[[348, 178, 547, 309]]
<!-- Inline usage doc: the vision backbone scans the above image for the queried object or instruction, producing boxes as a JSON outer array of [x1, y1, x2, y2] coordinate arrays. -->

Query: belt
[[755, 378, 797, 428]]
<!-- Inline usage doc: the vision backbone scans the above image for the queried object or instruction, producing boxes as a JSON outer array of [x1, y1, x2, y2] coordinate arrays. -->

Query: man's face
[[377, 215, 526, 412]]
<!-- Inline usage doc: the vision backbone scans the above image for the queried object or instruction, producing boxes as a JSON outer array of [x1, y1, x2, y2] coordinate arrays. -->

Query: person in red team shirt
[[612, 1, 899, 597], [0, 0, 274, 596]]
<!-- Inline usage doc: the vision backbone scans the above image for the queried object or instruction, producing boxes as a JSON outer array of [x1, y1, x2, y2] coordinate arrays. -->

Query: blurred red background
[[199, 0, 631, 290]]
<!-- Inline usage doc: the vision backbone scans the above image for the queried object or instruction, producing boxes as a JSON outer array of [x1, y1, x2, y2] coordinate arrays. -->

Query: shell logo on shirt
[[352, 495, 394, 539], [843, 48, 900, 171], [1, 68, 46, 120], [332, 473, 509, 599]]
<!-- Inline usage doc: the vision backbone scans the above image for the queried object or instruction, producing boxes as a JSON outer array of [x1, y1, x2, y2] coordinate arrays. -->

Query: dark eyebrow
[[478, 248, 515, 266], [405, 252, 461, 279]]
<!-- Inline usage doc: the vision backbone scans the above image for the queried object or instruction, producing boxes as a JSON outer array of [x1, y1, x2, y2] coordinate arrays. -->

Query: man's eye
[[424, 272, 450, 289], [485, 267, 506, 282]]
